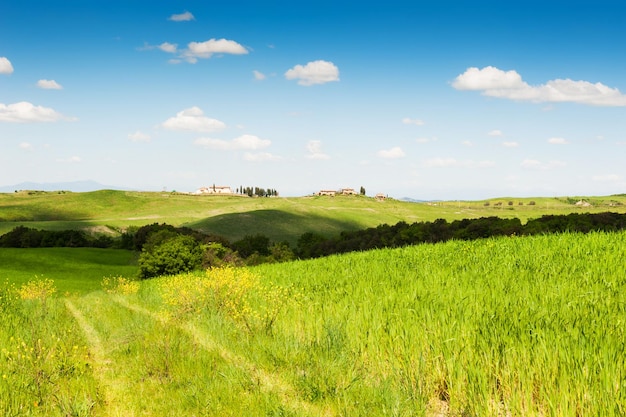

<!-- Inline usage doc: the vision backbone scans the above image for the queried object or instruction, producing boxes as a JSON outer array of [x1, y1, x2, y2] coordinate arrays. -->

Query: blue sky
[[1, 0, 625, 199]]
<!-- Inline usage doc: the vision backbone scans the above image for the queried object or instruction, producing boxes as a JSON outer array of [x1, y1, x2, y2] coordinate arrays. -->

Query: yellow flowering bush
[[17, 278, 56, 301], [159, 267, 298, 333], [101, 276, 140, 295]]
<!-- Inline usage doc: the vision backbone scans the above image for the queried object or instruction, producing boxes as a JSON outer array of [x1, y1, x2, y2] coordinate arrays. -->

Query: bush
[[138, 235, 205, 279]]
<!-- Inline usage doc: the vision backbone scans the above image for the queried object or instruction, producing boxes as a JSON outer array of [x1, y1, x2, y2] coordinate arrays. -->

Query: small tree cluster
[[237, 186, 279, 197]]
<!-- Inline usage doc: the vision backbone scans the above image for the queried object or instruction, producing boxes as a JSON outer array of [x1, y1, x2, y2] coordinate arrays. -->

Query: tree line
[[294, 212, 626, 259], [2, 211, 625, 278]]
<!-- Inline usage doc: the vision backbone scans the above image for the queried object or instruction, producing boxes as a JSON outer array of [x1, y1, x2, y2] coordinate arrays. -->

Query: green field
[[2, 190, 626, 244], [1, 231, 625, 416]]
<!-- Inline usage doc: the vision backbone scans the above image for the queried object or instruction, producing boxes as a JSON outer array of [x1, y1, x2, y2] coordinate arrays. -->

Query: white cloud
[[453, 66, 626, 107], [253, 70, 266, 80], [423, 158, 495, 168], [377, 146, 405, 159], [168, 11, 195, 22], [306, 140, 330, 160], [37, 79, 63, 90], [402, 117, 424, 126], [243, 152, 281, 161], [182, 38, 248, 62], [159, 42, 178, 53], [194, 134, 270, 150], [0, 57, 13, 74], [462, 140, 473, 147], [285, 60, 339, 86], [19, 142, 33, 151], [502, 141, 519, 148], [0, 101, 74, 123], [521, 159, 566, 170], [128, 131, 151, 142], [488, 129, 503, 137], [161, 107, 226, 132], [548, 137, 569, 145]]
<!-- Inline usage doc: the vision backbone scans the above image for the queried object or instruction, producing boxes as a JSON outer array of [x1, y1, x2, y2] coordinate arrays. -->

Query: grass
[[0, 248, 138, 294], [1, 230, 625, 415], [2, 190, 626, 244]]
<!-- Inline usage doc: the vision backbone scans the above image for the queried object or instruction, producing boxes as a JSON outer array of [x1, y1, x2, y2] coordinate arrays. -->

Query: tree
[[138, 235, 204, 279], [360, 186, 366, 196], [232, 234, 271, 258]]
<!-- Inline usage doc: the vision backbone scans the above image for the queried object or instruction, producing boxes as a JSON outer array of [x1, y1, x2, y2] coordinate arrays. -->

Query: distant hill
[[0, 180, 134, 193]]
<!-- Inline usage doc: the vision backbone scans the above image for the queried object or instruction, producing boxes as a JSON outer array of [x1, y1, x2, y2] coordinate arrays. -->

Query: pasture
[[1, 231, 625, 416], [2, 190, 626, 245]]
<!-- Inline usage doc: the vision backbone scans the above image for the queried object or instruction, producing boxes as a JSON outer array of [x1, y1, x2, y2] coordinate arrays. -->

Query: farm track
[[64, 299, 133, 417], [111, 296, 333, 417]]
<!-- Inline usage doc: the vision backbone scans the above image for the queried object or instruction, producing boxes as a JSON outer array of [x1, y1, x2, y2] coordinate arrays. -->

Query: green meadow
[[1, 230, 625, 416], [2, 190, 626, 244]]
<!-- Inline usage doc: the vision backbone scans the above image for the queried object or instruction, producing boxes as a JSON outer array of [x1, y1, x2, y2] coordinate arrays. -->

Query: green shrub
[[138, 235, 204, 279]]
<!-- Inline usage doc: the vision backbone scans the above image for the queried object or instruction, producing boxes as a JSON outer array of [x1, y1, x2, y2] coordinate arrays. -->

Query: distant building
[[316, 190, 337, 196], [340, 188, 357, 195], [195, 185, 233, 195]]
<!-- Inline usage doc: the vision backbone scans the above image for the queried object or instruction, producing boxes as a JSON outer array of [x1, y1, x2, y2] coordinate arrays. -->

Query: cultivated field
[[2, 190, 626, 244], [1, 231, 625, 416]]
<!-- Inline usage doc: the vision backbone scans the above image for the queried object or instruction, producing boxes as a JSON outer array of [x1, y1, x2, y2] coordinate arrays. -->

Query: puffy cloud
[[453, 66, 525, 91], [402, 117, 425, 126], [306, 140, 330, 160], [159, 42, 178, 53], [488, 129, 503, 137], [0, 101, 74, 123], [183, 39, 248, 62], [0, 57, 13, 74], [253, 70, 266, 80], [168, 11, 195, 22], [194, 134, 270, 150], [521, 159, 566, 170], [161, 107, 226, 132], [128, 131, 151, 142], [19, 142, 33, 151], [243, 152, 281, 161], [502, 141, 519, 148], [453, 66, 626, 107], [285, 60, 339, 86], [548, 137, 569, 145], [37, 79, 63, 90], [377, 146, 405, 159]]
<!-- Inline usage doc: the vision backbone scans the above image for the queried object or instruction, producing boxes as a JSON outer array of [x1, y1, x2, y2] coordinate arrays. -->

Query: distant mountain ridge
[[0, 180, 134, 193]]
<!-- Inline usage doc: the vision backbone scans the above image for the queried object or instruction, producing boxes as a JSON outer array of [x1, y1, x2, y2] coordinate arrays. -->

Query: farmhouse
[[340, 188, 357, 195], [195, 185, 233, 195], [316, 190, 337, 196]]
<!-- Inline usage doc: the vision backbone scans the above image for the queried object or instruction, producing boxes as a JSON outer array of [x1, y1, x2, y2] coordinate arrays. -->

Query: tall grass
[[0, 280, 101, 416], [1, 231, 624, 415], [249, 231, 626, 415]]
